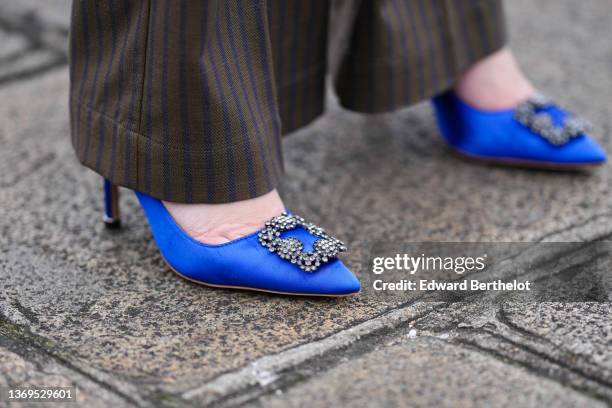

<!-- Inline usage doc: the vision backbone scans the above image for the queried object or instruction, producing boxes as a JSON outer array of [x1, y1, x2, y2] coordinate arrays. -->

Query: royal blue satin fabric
[[135, 192, 361, 295], [433, 92, 606, 165]]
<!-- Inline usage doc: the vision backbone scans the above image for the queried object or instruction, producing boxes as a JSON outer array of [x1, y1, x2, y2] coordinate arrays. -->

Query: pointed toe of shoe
[[333, 262, 362, 295], [518, 131, 607, 166], [252, 258, 361, 296], [305, 260, 361, 296], [565, 135, 607, 165]]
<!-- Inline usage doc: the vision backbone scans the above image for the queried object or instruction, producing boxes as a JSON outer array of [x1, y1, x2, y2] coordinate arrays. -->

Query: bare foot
[[455, 47, 535, 110], [163, 189, 285, 244]]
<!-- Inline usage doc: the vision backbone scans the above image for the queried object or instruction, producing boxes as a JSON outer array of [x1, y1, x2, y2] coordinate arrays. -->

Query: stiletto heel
[[103, 179, 121, 229]]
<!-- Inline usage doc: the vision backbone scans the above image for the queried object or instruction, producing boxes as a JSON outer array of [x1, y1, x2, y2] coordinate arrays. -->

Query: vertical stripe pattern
[[69, 0, 505, 203], [198, 1, 216, 202], [334, 0, 506, 113]]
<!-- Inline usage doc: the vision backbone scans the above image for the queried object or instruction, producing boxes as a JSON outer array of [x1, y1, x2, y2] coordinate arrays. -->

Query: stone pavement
[[0, 0, 611, 407]]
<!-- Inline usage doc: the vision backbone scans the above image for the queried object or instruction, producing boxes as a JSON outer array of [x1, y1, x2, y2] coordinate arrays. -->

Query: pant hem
[[336, 42, 506, 115], [71, 99, 282, 204]]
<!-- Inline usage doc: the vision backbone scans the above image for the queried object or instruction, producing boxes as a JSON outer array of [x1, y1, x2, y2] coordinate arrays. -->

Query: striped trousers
[[69, 0, 506, 203]]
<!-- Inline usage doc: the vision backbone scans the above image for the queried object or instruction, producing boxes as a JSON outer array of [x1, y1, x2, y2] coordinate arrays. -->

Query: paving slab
[[252, 337, 602, 408], [0, 0, 611, 406], [0, 347, 97, 407], [0, 338, 130, 408], [0, 0, 68, 86], [0, 0, 70, 30], [407, 299, 612, 403], [500, 303, 612, 378]]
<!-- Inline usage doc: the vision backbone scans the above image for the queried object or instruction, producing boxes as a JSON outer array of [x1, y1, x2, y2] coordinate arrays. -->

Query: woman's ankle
[[455, 47, 535, 110], [163, 189, 285, 245]]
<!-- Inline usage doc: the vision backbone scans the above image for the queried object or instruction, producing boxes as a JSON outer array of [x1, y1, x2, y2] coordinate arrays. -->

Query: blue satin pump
[[432, 91, 606, 168], [102, 182, 361, 296]]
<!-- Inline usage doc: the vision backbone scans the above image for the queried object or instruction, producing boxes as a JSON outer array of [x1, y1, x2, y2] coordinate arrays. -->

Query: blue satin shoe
[[433, 91, 606, 169], [102, 180, 360, 296]]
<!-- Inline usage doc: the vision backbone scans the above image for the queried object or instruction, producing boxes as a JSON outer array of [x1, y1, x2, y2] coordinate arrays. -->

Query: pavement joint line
[[455, 331, 612, 404], [200, 242, 610, 405], [409, 287, 612, 403], [0, 13, 68, 50], [0, 315, 151, 407], [179, 302, 442, 405], [0, 12, 68, 87], [0, 151, 59, 189], [495, 309, 612, 389], [0, 57, 68, 87], [410, 301, 612, 403], [536, 212, 612, 242], [0, 46, 39, 65]]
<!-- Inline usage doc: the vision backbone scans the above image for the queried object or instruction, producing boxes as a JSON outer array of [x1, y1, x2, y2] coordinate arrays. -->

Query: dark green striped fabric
[[69, 0, 506, 204]]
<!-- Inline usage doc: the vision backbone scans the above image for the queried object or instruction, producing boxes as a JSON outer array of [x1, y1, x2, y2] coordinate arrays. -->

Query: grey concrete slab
[[0, 0, 71, 30], [500, 303, 612, 378], [0, 347, 97, 407], [407, 299, 612, 403], [0, 28, 28, 59], [0, 0, 68, 86], [0, 341, 130, 408], [253, 337, 602, 408]]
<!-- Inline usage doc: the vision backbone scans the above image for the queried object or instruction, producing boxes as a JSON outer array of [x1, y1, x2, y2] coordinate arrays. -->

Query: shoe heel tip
[[103, 216, 121, 229]]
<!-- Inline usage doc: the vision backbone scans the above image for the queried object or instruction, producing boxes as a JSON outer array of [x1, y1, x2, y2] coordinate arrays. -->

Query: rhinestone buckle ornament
[[258, 212, 347, 272], [513, 93, 592, 145]]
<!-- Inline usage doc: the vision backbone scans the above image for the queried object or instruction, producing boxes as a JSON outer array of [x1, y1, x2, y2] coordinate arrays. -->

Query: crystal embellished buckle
[[513, 93, 592, 145], [258, 212, 347, 272]]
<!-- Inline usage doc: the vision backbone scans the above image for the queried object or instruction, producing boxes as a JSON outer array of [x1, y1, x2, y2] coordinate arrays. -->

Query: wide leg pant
[[69, 0, 506, 203]]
